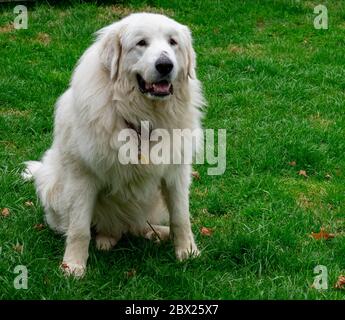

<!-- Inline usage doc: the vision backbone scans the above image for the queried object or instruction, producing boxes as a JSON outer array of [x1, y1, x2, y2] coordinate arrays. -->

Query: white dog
[[23, 13, 205, 277]]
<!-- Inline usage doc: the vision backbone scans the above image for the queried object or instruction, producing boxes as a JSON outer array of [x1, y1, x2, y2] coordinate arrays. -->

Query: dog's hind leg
[[142, 192, 170, 243], [95, 234, 120, 251], [92, 194, 125, 251], [142, 224, 170, 243]]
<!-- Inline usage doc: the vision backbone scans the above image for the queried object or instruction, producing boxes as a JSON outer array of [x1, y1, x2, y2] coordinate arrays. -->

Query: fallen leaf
[[335, 275, 345, 289], [13, 243, 23, 253], [1, 208, 10, 217], [192, 171, 200, 180], [25, 201, 34, 207], [34, 223, 45, 231], [298, 170, 308, 177], [200, 226, 213, 236], [310, 227, 335, 240], [125, 269, 136, 278], [288, 161, 296, 166]]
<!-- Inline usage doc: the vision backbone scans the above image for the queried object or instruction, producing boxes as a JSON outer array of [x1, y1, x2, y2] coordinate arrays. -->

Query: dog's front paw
[[175, 240, 200, 261], [60, 261, 86, 278]]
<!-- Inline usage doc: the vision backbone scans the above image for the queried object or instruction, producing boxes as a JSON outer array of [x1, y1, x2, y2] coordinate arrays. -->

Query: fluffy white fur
[[23, 13, 205, 277]]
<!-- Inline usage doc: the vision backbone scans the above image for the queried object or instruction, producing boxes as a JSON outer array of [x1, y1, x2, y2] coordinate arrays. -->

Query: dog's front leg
[[61, 175, 97, 278], [162, 165, 200, 261]]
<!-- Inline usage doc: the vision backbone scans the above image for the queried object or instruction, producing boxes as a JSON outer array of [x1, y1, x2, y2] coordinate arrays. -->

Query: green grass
[[1, 0, 345, 299]]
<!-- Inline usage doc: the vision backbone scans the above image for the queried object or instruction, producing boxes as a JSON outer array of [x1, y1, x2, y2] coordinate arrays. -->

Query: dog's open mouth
[[137, 74, 173, 97]]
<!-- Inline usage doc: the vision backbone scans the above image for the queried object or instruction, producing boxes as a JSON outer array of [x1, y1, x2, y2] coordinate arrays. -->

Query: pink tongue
[[152, 82, 170, 93]]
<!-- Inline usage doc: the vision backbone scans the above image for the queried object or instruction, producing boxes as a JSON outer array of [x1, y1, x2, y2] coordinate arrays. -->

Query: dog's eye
[[169, 38, 177, 46], [137, 39, 147, 47]]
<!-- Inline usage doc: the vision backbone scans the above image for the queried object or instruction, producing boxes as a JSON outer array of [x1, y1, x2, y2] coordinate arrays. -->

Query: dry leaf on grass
[[1, 208, 10, 217], [298, 170, 308, 177], [13, 243, 23, 253], [34, 223, 45, 231], [335, 275, 345, 289], [325, 174, 332, 180], [125, 269, 137, 278], [288, 161, 296, 166], [192, 171, 200, 180], [310, 227, 335, 240], [200, 227, 213, 236], [25, 201, 34, 207]]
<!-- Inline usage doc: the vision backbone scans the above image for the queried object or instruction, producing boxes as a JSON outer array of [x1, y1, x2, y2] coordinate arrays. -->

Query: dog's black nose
[[155, 56, 173, 76]]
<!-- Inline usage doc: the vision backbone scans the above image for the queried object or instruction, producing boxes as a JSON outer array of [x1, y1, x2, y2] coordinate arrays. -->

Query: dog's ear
[[181, 26, 196, 80], [98, 23, 123, 81]]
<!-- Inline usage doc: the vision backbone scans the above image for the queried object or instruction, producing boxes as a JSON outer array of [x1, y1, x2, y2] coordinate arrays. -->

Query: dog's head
[[98, 13, 196, 100]]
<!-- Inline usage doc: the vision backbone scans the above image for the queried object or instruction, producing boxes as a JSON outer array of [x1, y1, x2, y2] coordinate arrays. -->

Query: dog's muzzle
[[137, 74, 174, 97]]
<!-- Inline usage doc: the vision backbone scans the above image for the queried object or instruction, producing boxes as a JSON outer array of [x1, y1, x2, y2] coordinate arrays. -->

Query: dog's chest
[[108, 161, 165, 201]]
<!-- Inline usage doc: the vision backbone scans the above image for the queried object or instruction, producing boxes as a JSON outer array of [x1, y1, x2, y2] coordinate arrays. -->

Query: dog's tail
[[21, 161, 42, 182]]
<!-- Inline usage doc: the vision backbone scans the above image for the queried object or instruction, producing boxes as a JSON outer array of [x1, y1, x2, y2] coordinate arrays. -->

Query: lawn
[[1, 0, 345, 299]]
